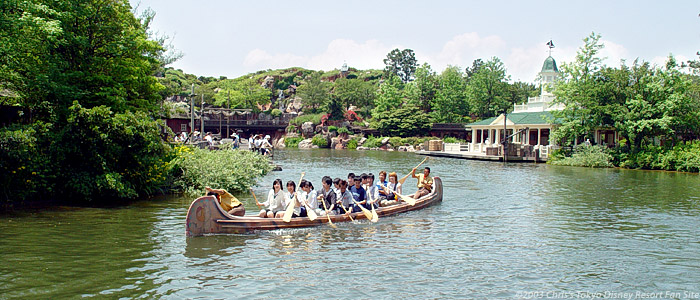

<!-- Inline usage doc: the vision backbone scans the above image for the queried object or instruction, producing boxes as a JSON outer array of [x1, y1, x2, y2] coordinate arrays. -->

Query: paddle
[[398, 156, 429, 185], [249, 187, 262, 208], [283, 173, 305, 222], [339, 202, 355, 222], [319, 193, 337, 228], [393, 191, 417, 206], [301, 192, 318, 221], [351, 197, 373, 220], [365, 184, 379, 223]]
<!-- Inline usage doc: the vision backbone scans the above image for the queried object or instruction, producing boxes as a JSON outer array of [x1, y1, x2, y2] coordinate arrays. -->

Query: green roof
[[467, 111, 559, 126], [541, 56, 559, 73]]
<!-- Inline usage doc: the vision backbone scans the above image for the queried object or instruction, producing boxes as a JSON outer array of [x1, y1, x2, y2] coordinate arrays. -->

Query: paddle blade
[[283, 200, 295, 222], [306, 204, 318, 221], [360, 206, 372, 220], [370, 206, 378, 222], [396, 193, 416, 206]]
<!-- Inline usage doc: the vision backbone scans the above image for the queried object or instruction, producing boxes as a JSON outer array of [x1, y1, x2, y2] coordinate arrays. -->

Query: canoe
[[185, 177, 443, 237]]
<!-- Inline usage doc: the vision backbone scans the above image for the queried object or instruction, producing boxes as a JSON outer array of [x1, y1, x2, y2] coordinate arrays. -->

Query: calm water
[[2, 149, 700, 299]]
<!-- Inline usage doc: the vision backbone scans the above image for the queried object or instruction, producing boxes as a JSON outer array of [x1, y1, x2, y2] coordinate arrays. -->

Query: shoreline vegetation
[[2, 1, 699, 208]]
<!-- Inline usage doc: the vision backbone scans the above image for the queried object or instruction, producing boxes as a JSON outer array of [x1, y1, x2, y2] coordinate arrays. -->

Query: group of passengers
[[254, 167, 433, 219]]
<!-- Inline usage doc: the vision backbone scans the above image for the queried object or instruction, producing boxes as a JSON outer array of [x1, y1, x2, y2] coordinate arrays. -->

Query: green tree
[[332, 77, 376, 114], [297, 72, 330, 113], [431, 66, 469, 123], [374, 104, 431, 137], [383, 48, 417, 83], [467, 57, 510, 118], [214, 77, 271, 109], [371, 75, 404, 119], [411, 63, 438, 112], [551, 32, 607, 145], [507, 81, 538, 105]]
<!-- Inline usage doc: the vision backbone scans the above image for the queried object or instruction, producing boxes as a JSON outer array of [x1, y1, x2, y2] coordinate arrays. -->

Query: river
[[1, 149, 699, 299]]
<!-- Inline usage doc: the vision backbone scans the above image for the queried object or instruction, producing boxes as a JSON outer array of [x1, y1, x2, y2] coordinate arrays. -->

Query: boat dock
[[416, 142, 549, 163]]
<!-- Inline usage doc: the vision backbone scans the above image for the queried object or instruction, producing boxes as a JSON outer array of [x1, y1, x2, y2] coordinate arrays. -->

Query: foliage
[[371, 75, 404, 119], [362, 135, 383, 148], [297, 72, 331, 113], [270, 108, 282, 118], [620, 141, 700, 172], [284, 137, 303, 148], [213, 77, 271, 109], [383, 48, 417, 83], [373, 104, 431, 137], [328, 125, 338, 132], [432, 66, 470, 123], [337, 127, 351, 134], [410, 63, 438, 112], [389, 136, 403, 147], [347, 138, 358, 150], [467, 57, 511, 119], [325, 96, 345, 121], [549, 144, 614, 168], [311, 134, 329, 148], [332, 77, 376, 116], [171, 146, 272, 196], [290, 113, 323, 126], [443, 137, 461, 144]]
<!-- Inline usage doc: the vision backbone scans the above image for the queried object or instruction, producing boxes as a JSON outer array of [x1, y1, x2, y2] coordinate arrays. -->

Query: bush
[[337, 127, 352, 134], [284, 137, 303, 148], [389, 136, 403, 147], [171, 146, 272, 196], [347, 138, 358, 150], [362, 135, 382, 148], [549, 144, 614, 168], [621, 141, 700, 172], [443, 137, 459, 143], [312, 134, 329, 148], [328, 125, 338, 132], [270, 109, 282, 118], [290, 113, 323, 126]]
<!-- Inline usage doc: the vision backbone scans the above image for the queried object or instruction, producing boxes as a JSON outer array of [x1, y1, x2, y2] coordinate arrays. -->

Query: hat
[[265, 135, 270, 139]]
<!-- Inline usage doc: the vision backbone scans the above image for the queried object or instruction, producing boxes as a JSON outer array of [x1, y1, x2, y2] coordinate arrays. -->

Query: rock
[[357, 146, 369, 150], [410, 145, 418, 152], [358, 137, 367, 146], [275, 138, 286, 149], [335, 142, 345, 150], [381, 137, 390, 145], [315, 126, 323, 134], [298, 139, 314, 149], [286, 132, 300, 138], [301, 122, 315, 138], [398, 146, 408, 152]]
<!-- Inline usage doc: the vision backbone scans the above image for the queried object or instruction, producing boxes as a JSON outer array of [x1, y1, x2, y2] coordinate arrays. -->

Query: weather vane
[[546, 40, 555, 56]]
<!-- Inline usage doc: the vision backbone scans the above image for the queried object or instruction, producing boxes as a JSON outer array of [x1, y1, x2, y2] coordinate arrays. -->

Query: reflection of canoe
[[185, 177, 443, 237]]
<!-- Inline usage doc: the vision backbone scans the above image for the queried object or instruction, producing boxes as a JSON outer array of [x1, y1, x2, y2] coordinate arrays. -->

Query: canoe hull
[[186, 177, 443, 237]]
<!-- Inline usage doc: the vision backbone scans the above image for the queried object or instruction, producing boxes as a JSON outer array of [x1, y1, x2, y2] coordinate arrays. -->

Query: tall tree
[[467, 57, 510, 118], [371, 75, 404, 119], [383, 48, 417, 83], [332, 77, 376, 114], [431, 66, 469, 123], [296, 72, 330, 113], [411, 63, 438, 112]]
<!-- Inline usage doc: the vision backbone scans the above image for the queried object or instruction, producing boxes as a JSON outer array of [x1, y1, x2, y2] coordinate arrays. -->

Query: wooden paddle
[[249, 187, 262, 208], [319, 193, 337, 228], [283, 173, 305, 222], [351, 198, 373, 220], [339, 202, 355, 222], [365, 184, 379, 223], [398, 156, 429, 185], [301, 193, 318, 221], [393, 191, 417, 206]]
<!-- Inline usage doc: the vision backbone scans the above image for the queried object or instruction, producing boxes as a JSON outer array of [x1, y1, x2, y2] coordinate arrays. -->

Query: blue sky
[[131, 0, 699, 82]]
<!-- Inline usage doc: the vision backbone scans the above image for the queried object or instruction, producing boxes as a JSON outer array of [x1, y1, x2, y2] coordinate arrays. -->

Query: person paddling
[[206, 187, 245, 216], [410, 166, 433, 199], [257, 179, 286, 218]]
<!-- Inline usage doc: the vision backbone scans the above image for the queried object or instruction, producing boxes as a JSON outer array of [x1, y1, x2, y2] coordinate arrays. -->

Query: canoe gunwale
[[186, 177, 442, 237]]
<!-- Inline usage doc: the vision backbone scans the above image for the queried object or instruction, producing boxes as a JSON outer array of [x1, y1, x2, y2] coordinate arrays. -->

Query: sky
[[130, 0, 700, 83]]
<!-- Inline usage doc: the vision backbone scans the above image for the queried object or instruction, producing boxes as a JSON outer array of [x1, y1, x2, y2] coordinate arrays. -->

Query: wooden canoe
[[185, 177, 443, 237]]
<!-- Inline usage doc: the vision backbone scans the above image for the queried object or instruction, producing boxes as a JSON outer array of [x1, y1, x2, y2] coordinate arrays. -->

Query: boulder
[[298, 139, 314, 149], [301, 122, 315, 138], [357, 146, 369, 150], [381, 137, 390, 145], [398, 146, 408, 152], [275, 138, 286, 149], [358, 137, 367, 146]]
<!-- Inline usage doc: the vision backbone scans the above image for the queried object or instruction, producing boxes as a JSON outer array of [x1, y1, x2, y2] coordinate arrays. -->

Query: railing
[[432, 123, 467, 130], [203, 119, 288, 127]]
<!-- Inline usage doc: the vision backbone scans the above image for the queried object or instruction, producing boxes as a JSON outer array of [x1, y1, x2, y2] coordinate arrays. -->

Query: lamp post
[[190, 83, 196, 141]]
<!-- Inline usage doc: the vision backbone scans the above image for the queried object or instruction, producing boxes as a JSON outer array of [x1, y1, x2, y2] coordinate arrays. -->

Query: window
[[180, 124, 187, 132]]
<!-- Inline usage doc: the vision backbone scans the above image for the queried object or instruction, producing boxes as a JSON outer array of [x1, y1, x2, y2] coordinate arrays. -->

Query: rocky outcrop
[[298, 138, 314, 149], [301, 122, 315, 138], [275, 138, 286, 149]]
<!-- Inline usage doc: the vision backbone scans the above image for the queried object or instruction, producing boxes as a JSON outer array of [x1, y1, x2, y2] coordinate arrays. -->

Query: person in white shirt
[[257, 179, 286, 218], [248, 135, 254, 151], [277, 180, 299, 219], [336, 180, 354, 215], [380, 172, 403, 207], [365, 173, 380, 209]]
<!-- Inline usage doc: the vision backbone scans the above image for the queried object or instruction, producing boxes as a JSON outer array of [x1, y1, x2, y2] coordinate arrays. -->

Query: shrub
[[337, 127, 352, 134], [311, 134, 329, 148], [284, 137, 303, 148], [549, 144, 614, 168], [363, 135, 383, 148], [270, 109, 282, 118], [443, 137, 459, 143], [171, 146, 272, 196], [389, 136, 403, 147], [347, 138, 358, 150], [328, 125, 338, 132]]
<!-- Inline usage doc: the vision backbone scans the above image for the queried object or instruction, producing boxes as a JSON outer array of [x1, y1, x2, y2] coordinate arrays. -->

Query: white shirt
[[307, 189, 318, 210], [262, 189, 285, 212]]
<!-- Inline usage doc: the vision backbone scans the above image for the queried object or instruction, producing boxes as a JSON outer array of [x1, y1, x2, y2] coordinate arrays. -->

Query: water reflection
[[2, 149, 700, 299]]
